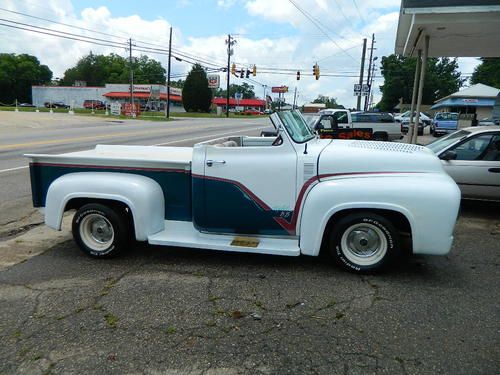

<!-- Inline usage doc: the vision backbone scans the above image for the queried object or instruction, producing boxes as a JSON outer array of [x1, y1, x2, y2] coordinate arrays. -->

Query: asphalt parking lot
[[0, 200, 499, 375]]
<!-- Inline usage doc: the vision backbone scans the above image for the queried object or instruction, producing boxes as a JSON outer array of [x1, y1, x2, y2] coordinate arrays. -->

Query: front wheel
[[329, 212, 400, 273], [72, 203, 130, 258]]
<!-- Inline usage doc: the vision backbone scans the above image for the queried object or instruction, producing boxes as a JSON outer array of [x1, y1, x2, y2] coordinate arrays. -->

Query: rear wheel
[[72, 203, 130, 258], [372, 132, 388, 142], [329, 212, 400, 273]]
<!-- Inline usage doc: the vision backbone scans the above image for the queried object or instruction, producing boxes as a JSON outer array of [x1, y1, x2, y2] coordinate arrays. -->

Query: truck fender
[[45, 172, 165, 241], [298, 178, 417, 257]]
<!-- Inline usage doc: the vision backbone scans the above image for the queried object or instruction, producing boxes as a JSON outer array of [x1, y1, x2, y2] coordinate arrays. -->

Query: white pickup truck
[[316, 109, 402, 141], [26, 110, 460, 273]]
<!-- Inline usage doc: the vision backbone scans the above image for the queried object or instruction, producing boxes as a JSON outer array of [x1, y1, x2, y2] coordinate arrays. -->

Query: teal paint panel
[[30, 164, 192, 221]]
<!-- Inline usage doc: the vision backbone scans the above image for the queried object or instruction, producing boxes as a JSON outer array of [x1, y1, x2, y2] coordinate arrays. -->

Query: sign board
[[272, 86, 288, 93], [110, 102, 121, 116], [122, 103, 140, 117], [234, 92, 243, 100], [208, 75, 220, 89], [354, 84, 370, 96], [150, 85, 161, 99], [132, 85, 151, 93], [463, 99, 478, 103]]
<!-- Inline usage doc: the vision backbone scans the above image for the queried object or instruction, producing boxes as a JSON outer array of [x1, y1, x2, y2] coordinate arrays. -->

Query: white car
[[426, 126, 500, 201], [26, 111, 460, 273]]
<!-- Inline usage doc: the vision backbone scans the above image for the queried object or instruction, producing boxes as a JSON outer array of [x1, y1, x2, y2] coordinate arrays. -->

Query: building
[[212, 97, 266, 112], [431, 83, 500, 119], [32, 83, 182, 109], [302, 103, 326, 113]]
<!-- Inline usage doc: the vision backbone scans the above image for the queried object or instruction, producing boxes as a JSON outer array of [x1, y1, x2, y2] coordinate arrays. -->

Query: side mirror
[[440, 150, 457, 161]]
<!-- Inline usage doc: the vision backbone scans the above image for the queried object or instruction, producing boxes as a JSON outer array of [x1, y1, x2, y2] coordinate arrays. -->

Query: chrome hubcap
[[340, 223, 388, 266], [79, 214, 114, 251]]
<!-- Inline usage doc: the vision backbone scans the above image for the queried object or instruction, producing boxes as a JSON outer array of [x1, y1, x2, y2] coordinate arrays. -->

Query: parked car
[[431, 112, 459, 136], [83, 100, 106, 110], [395, 111, 431, 135], [426, 126, 500, 201], [26, 110, 460, 273], [19, 103, 35, 107], [350, 111, 402, 141], [44, 101, 70, 109], [241, 109, 263, 115]]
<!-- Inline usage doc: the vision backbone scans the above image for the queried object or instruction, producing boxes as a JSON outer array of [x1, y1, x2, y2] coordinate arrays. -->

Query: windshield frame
[[276, 110, 316, 144]]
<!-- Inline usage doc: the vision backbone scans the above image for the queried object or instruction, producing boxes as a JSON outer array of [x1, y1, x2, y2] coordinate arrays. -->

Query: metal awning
[[431, 97, 496, 109], [395, 0, 500, 57]]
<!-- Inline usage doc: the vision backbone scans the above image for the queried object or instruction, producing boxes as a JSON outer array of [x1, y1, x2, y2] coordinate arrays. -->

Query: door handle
[[206, 160, 226, 167], [488, 168, 500, 173]]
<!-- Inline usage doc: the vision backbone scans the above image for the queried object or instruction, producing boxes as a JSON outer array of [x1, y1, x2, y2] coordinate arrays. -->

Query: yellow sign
[[230, 237, 260, 248]]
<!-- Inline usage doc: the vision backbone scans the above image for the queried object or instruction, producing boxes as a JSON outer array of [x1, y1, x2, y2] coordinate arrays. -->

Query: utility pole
[[356, 38, 367, 111], [225, 34, 236, 118], [129, 38, 134, 115], [166, 27, 172, 119], [364, 34, 375, 111], [293, 87, 297, 109]]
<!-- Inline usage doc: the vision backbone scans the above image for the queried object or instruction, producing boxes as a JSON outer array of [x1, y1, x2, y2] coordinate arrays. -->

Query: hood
[[318, 140, 444, 178]]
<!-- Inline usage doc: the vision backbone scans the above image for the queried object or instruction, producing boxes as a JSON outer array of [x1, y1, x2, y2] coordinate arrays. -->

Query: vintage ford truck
[[26, 110, 461, 273]]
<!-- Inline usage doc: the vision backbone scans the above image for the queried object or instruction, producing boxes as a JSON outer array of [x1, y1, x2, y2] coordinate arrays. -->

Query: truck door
[[195, 138, 298, 236]]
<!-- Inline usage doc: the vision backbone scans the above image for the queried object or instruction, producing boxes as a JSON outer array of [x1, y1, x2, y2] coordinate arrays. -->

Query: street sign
[[361, 84, 370, 97], [271, 86, 288, 93], [110, 102, 121, 116], [122, 103, 140, 117], [208, 75, 220, 89], [234, 92, 243, 100], [353, 84, 361, 96]]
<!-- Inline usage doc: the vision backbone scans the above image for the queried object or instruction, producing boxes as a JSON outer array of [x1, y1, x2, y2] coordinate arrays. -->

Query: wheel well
[[65, 198, 135, 236], [319, 208, 412, 255]]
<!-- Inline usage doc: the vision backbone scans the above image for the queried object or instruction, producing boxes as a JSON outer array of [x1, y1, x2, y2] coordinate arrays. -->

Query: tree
[[60, 52, 165, 86], [312, 95, 344, 109], [182, 63, 212, 112], [377, 54, 464, 111], [470, 58, 500, 88], [170, 79, 185, 89], [0, 53, 52, 104], [215, 83, 255, 99]]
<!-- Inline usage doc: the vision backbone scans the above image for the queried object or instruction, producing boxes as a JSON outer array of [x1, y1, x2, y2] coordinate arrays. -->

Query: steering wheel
[[272, 135, 283, 146]]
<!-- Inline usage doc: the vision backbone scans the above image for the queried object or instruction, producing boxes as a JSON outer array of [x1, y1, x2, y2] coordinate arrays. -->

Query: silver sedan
[[426, 126, 500, 201]]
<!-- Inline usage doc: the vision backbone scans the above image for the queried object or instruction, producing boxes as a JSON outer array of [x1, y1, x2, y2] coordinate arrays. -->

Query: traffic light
[[240, 69, 244, 78], [297, 71, 300, 80], [313, 63, 320, 80], [231, 63, 236, 75], [246, 69, 250, 78], [252, 65, 257, 76]]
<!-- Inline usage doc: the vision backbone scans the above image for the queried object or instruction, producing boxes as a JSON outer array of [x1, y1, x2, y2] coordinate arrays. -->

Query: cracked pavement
[[0, 201, 499, 374]]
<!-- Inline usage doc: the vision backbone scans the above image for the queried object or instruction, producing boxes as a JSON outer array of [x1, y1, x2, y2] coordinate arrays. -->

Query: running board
[[147, 220, 300, 256]]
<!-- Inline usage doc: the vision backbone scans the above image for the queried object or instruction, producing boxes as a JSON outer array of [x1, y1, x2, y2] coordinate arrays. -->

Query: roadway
[[0, 111, 268, 238]]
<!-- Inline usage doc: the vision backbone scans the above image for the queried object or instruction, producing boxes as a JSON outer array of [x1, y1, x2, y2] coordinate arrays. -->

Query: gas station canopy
[[395, 0, 500, 57]]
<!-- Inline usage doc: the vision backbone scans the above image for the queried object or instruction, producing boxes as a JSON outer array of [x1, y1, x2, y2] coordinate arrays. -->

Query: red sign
[[271, 86, 288, 93], [122, 103, 141, 117]]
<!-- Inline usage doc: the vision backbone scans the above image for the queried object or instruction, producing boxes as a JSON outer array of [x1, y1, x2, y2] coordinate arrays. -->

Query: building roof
[[435, 83, 500, 102], [304, 103, 326, 108], [103, 92, 182, 102], [395, 0, 500, 57], [212, 98, 266, 106]]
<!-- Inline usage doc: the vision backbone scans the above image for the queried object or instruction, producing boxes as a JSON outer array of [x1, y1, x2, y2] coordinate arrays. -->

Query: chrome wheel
[[79, 213, 114, 252], [340, 223, 387, 266]]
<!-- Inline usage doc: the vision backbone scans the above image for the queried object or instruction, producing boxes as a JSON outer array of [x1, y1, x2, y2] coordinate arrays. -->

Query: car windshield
[[277, 110, 316, 143], [426, 130, 470, 153]]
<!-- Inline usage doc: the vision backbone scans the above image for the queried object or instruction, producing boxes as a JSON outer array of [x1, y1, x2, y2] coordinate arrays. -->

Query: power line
[[351, 0, 366, 24], [287, 0, 356, 61]]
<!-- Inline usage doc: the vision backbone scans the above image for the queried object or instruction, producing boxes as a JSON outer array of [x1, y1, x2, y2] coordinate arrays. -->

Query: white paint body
[[26, 112, 461, 258]]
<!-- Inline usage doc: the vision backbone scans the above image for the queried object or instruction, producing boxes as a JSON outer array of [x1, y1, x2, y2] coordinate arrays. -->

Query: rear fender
[[45, 172, 165, 241]]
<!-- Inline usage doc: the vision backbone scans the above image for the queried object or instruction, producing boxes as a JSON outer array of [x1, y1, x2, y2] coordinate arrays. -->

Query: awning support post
[[407, 49, 421, 143], [412, 35, 429, 144]]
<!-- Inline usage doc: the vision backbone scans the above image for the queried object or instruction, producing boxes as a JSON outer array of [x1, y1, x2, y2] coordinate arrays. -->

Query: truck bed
[[26, 145, 194, 221], [26, 144, 193, 170]]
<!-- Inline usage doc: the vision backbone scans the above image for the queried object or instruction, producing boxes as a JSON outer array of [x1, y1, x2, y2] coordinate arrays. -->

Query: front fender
[[45, 172, 165, 241], [299, 174, 460, 256]]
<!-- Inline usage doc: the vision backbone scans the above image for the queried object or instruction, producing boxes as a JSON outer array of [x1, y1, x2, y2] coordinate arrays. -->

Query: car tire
[[372, 133, 388, 142], [329, 212, 400, 273], [72, 203, 131, 258]]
